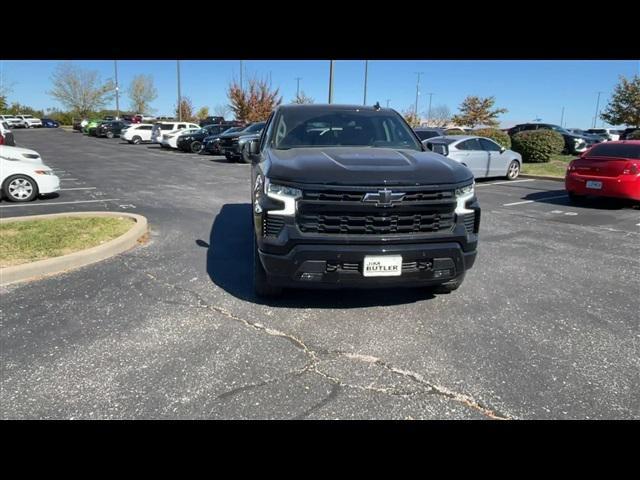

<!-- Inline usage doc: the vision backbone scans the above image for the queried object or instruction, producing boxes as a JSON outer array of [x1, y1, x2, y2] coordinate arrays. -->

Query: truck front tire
[[253, 238, 282, 298]]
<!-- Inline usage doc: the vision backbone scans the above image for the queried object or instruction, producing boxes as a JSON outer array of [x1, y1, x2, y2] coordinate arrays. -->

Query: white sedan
[[424, 135, 523, 180], [160, 128, 200, 149], [1, 152, 60, 202]]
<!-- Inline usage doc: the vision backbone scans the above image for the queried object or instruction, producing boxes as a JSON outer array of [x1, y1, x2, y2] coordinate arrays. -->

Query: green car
[[82, 119, 101, 135]]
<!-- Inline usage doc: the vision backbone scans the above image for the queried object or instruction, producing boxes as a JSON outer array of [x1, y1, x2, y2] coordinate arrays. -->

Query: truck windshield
[[271, 109, 422, 151]]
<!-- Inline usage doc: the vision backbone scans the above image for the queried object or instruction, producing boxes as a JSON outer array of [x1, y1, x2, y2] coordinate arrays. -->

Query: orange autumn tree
[[228, 76, 281, 122]]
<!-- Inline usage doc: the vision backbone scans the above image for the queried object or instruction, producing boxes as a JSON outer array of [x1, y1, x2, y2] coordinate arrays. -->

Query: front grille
[[298, 212, 455, 235], [462, 213, 475, 234], [297, 186, 456, 236], [263, 215, 285, 237], [325, 260, 433, 273]]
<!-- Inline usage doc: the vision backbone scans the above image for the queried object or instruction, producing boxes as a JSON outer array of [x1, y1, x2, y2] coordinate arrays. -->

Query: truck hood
[[265, 147, 473, 186]]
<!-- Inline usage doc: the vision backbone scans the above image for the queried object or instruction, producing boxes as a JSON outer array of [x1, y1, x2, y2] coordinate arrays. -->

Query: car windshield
[[587, 143, 640, 159], [244, 123, 265, 133], [271, 109, 422, 150], [415, 130, 441, 140]]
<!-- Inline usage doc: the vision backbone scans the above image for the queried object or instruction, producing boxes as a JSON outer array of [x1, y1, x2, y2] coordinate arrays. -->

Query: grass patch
[[0, 216, 133, 268], [521, 154, 576, 178]]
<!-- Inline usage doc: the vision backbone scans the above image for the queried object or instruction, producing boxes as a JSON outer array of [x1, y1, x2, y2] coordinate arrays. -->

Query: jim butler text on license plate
[[363, 255, 403, 277]]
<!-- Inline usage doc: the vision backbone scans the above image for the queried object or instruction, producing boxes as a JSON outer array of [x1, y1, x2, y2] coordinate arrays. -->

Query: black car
[[176, 123, 238, 153], [202, 127, 244, 155], [199, 116, 225, 127], [218, 122, 266, 162], [414, 127, 446, 141], [245, 103, 479, 297], [95, 120, 129, 138], [620, 127, 639, 140], [72, 119, 84, 131], [41, 118, 60, 128], [508, 123, 600, 154]]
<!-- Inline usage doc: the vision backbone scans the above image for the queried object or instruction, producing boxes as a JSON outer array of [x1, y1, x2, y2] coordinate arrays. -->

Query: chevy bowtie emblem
[[363, 188, 406, 207]]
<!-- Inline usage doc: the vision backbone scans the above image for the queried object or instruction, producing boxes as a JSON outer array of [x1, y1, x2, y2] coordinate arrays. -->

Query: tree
[[213, 103, 231, 118], [427, 105, 451, 127], [600, 75, 640, 127], [402, 106, 421, 127], [175, 96, 195, 121], [451, 96, 507, 128], [292, 91, 314, 104], [196, 106, 210, 119], [228, 76, 281, 122], [48, 62, 115, 117], [0, 95, 7, 112], [128, 74, 157, 114], [5, 102, 43, 117]]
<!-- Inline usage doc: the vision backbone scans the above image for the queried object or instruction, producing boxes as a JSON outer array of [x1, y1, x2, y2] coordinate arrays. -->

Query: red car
[[566, 140, 640, 202]]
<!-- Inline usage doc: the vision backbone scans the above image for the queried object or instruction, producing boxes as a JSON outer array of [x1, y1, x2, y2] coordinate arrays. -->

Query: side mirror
[[247, 138, 261, 163], [500, 146, 506, 153]]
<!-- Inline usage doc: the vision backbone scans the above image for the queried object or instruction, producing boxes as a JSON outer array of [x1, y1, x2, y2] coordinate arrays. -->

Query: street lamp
[[414, 72, 424, 119], [328, 60, 334, 104]]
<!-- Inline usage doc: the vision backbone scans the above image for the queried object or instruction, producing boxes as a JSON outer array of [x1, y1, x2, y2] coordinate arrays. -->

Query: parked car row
[[0, 114, 48, 128]]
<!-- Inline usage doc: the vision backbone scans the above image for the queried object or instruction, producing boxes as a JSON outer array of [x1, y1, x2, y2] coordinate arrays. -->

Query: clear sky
[[1, 60, 638, 128]]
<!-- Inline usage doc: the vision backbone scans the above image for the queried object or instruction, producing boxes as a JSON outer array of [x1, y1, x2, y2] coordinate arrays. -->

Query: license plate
[[586, 180, 602, 189], [363, 255, 402, 277]]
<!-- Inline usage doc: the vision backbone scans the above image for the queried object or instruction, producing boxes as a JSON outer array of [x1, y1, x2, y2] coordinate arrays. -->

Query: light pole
[[177, 60, 182, 121], [414, 72, 424, 119], [426, 92, 434, 125], [560, 106, 565, 128], [328, 60, 334, 104], [240, 60, 243, 92], [295, 77, 302, 98], [363, 60, 368, 105], [386, 99, 391, 108], [593, 91, 603, 128], [114, 60, 120, 119]]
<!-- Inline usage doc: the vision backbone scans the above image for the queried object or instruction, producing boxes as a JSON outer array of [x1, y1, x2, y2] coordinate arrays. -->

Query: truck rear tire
[[253, 238, 282, 298]]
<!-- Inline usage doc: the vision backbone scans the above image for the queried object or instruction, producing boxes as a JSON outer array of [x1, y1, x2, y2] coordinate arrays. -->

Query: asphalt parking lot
[[1, 128, 639, 419]]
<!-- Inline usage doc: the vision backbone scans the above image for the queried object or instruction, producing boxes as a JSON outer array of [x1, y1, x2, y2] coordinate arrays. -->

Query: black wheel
[[432, 273, 465, 294], [568, 192, 585, 204], [3, 174, 38, 202], [505, 160, 520, 180], [106, 131, 114, 139], [190, 141, 203, 153], [253, 237, 282, 298], [225, 153, 234, 162], [132, 136, 142, 144]]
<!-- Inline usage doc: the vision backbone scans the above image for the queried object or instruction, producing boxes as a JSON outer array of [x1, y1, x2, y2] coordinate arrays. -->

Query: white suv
[[0, 115, 22, 128], [121, 123, 155, 144], [151, 122, 200, 144], [15, 114, 43, 128]]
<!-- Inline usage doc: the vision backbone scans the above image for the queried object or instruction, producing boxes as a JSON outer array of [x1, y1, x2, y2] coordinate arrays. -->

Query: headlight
[[34, 169, 53, 175], [22, 153, 40, 159], [264, 178, 302, 216], [454, 182, 475, 214]]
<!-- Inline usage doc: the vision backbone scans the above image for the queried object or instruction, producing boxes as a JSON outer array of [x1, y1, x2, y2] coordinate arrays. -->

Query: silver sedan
[[424, 135, 522, 180]]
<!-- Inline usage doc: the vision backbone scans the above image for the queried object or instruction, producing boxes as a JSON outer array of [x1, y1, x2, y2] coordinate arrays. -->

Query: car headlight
[[34, 169, 53, 175], [264, 178, 302, 216], [454, 183, 475, 214], [22, 153, 40, 159]]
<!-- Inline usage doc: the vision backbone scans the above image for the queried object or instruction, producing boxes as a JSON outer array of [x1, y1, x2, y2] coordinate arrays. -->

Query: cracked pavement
[[1, 129, 639, 419]]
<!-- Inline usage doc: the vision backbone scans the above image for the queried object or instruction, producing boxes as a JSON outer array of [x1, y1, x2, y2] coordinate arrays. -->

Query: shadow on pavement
[[197, 203, 435, 309]]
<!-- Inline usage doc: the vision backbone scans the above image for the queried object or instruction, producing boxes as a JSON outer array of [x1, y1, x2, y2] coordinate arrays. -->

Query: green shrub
[[473, 128, 512, 149], [628, 129, 640, 140], [512, 130, 564, 163]]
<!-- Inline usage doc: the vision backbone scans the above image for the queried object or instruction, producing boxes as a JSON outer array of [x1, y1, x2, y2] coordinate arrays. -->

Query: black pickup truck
[[246, 104, 480, 297]]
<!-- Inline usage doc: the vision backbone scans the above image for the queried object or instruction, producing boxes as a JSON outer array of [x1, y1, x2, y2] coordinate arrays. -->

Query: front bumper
[[258, 242, 476, 288], [566, 173, 640, 201]]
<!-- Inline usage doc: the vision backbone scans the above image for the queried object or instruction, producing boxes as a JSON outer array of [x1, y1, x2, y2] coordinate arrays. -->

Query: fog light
[[433, 269, 452, 278], [300, 273, 322, 281]]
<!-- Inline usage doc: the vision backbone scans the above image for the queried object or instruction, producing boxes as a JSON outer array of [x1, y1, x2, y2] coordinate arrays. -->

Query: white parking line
[[60, 178, 79, 181], [503, 195, 567, 207], [476, 179, 534, 187], [0, 198, 120, 208], [59, 187, 97, 191]]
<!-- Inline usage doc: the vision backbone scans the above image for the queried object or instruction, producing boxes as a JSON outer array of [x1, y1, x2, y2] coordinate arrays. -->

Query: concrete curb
[[520, 174, 564, 182], [0, 211, 148, 286]]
